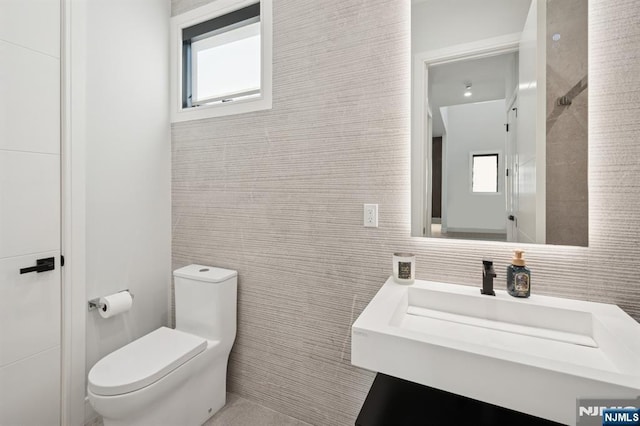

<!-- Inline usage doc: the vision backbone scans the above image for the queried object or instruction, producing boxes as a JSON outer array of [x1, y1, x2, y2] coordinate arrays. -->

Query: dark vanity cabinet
[[356, 374, 564, 426]]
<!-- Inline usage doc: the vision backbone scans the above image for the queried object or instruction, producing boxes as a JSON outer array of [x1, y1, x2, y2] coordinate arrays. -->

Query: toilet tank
[[173, 264, 237, 345]]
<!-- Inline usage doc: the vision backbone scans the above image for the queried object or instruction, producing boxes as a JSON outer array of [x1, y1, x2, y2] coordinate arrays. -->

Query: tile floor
[[203, 393, 311, 426], [86, 393, 311, 426]]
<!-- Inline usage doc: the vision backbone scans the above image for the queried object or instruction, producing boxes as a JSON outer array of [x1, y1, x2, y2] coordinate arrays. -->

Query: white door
[[506, 101, 518, 242], [514, 0, 543, 244], [0, 1, 62, 425]]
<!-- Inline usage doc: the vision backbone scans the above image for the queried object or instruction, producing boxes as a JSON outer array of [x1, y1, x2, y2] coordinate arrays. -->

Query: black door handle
[[20, 257, 55, 274]]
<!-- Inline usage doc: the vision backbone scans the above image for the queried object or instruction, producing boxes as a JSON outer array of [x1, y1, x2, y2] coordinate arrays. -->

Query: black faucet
[[481, 260, 496, 296]]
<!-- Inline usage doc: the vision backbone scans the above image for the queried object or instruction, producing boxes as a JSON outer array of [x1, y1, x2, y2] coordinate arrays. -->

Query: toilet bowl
[[87, 265, 237, 426]]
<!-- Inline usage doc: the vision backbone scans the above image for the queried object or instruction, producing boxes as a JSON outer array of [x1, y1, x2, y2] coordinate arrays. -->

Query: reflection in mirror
[[411, 0, 588, 246]]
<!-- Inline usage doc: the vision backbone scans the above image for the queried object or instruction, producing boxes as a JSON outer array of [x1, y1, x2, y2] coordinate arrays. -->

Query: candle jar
[[393, 253, 415, 284]]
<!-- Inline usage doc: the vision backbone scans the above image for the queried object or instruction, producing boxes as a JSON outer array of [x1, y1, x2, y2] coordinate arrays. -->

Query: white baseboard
[[445, 227, 506, 234]]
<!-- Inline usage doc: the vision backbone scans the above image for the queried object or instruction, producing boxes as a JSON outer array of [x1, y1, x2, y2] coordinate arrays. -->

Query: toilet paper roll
[[99, 291, 133, 319]]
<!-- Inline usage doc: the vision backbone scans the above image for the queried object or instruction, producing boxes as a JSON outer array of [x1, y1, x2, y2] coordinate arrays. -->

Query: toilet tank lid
[[173, 264, 237, 283]]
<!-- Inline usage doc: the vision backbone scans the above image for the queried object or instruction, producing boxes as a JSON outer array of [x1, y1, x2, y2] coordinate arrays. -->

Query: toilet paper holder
[[88, 290, 135, 311]]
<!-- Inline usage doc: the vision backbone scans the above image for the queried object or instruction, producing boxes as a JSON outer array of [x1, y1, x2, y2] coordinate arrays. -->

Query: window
[[472, 154, 499, 193], [171, 0, 272, 122], [190, 21, 261, 106]]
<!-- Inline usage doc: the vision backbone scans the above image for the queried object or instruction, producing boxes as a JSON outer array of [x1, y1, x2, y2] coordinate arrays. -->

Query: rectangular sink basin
[[352, 277, 640, 425]]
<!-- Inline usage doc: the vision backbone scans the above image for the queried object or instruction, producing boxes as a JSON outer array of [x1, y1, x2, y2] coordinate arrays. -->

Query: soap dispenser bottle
[[507, 249, 530, 298]]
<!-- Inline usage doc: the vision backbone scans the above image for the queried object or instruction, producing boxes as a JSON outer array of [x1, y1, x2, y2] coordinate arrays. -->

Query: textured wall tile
[[172, 0, 640, 424], [546, 0, 589, 246]]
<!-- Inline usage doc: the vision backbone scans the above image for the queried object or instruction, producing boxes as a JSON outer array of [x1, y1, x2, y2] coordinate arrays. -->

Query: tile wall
[[171, 0, 640, 424], [546, 0, 589, 246]]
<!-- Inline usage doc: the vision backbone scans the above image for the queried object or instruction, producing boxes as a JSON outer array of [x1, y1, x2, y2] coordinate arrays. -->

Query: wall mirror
[[411, 0, 588, 246]]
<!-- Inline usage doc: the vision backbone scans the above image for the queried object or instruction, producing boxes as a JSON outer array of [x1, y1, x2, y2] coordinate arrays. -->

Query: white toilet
[[87, 265, 237, 426]]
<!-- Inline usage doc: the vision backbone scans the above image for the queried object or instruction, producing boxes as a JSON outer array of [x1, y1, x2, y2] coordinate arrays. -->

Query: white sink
[[352, 277, 640, 425]]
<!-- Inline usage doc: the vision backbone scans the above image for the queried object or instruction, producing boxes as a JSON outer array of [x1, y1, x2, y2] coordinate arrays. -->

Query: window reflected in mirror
[[472, 154, 499, 193]]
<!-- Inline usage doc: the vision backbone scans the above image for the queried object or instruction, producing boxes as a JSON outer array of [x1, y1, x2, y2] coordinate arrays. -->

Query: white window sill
[[171, 95, 271, 123]]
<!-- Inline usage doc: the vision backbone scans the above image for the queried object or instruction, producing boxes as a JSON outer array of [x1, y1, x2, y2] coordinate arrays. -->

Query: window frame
[[170, 0, 272, 123], [470, 152, 501, 194]]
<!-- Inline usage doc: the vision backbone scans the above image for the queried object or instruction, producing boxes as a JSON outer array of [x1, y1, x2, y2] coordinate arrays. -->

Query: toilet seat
[[88, 327, 207, 396]]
